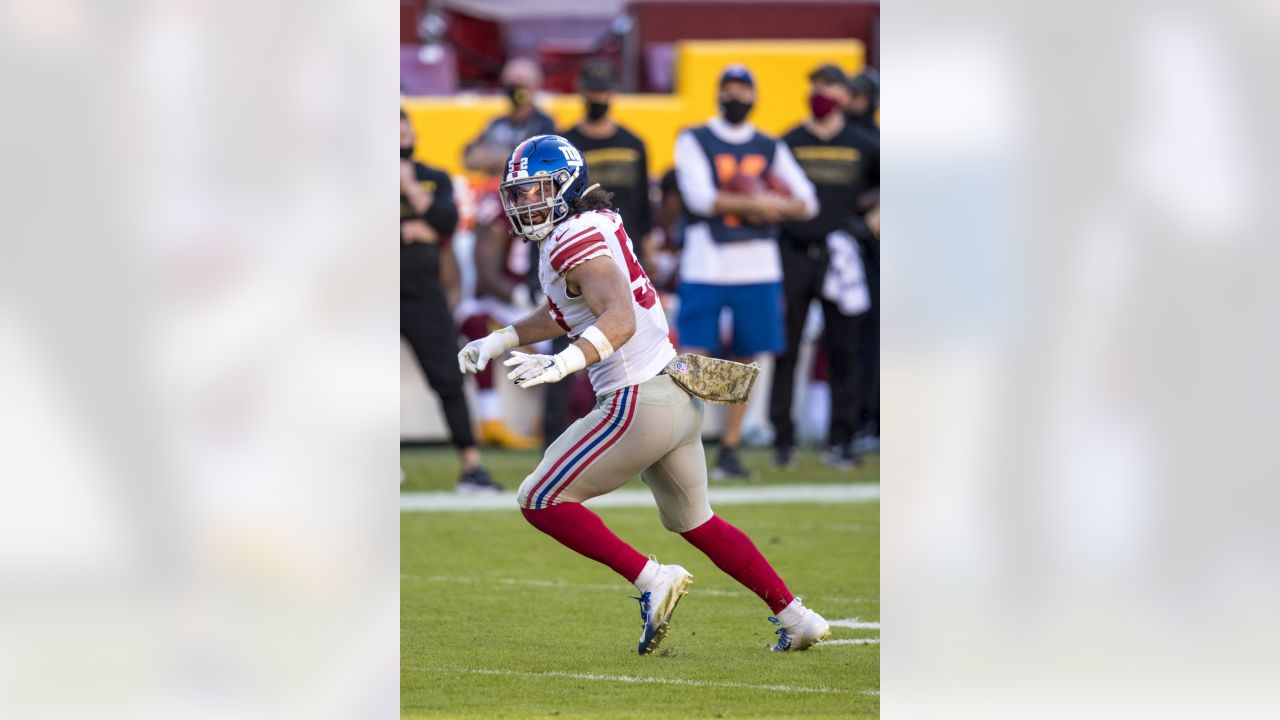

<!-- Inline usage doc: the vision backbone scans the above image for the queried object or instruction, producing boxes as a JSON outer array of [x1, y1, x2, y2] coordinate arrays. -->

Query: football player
[[458, 135, 830, 655]]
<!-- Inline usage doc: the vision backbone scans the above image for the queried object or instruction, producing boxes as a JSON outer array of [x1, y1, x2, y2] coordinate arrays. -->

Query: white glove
[[458, 326, 519, 374], [504, 345, 586, 389]]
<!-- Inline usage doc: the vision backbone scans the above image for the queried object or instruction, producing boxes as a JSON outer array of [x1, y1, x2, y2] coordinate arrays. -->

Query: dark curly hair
[[570, 185, 615, 214]]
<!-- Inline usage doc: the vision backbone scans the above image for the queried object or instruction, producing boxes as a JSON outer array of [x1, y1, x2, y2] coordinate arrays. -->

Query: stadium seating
[[401, 0, 878, 93]]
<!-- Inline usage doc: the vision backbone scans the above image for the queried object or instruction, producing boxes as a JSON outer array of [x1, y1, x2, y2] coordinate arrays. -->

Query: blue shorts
[[677, 282, 785, 358]]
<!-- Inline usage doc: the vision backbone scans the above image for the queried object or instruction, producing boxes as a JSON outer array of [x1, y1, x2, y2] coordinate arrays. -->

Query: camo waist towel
[[663, 353, 760, 404]]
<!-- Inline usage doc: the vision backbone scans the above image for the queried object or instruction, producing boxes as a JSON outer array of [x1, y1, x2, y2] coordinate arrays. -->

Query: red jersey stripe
[[550, 226, 599, 256], [550, 225, 601, 252], [547, 296, 571, 332], [550, 231, 606, 265], [554, 243, 609, 274]]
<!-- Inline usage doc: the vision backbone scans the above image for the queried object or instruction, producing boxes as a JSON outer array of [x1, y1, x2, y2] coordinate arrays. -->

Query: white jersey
[[538, 210, 676, 395], [673, 117, 819, 285]]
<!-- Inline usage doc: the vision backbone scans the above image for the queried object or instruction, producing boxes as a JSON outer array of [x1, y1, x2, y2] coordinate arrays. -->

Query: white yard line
[[824, 638, 880, 646], [824, 618, 880, 646], [413, 665, 865, 695], [828, 618, 881, 630], [402, 483, 880, 512]]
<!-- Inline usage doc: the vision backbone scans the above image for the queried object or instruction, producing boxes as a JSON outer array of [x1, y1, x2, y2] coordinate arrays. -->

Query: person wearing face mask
[[561, 60, 653, 269], [673, 64, 819, 481], [768, 64, 880, 471], [464, 57, 557, 176], [400, 108, 503, 493]]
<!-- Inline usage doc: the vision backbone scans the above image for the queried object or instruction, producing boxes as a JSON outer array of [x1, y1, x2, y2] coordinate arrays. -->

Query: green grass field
[[402, 446, 879, 719]]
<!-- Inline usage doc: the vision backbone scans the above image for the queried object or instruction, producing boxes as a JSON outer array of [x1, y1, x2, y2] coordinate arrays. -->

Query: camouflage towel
[[664, 353, 760, 404]]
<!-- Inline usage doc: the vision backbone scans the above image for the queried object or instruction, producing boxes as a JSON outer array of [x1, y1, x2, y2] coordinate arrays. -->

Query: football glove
[[458, 326, 519, 374], [504, 345, 586, 389]]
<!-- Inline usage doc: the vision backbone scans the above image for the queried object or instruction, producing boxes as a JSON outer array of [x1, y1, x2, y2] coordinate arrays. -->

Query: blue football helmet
[[500, 134, 590, 242]]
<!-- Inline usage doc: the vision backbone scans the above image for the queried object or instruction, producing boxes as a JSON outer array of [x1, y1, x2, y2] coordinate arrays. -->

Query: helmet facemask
[[500, 168, 576, 242]]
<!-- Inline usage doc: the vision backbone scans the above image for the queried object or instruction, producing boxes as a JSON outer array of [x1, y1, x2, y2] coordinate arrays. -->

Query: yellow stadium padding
[[402, 39, 865, 180]]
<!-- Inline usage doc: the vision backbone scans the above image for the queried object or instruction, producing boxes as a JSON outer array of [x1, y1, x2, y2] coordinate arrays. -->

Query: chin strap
[[581, 183, 601, 197]]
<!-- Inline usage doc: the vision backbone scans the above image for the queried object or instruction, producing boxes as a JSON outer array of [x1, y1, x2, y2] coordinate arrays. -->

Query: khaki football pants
[[517, 373, 714, 533]]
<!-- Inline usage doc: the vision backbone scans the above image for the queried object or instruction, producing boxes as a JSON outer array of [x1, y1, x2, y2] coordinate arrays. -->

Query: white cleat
[[634, 563, 693, 655], [769, 605, 831, 652]]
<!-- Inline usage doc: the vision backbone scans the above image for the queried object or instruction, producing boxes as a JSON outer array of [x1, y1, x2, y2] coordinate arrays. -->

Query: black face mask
[[506, 85, 530, 107], [400, 144, 414, 160], [585, 100, 609, 122], [720, 98, 753, 125]]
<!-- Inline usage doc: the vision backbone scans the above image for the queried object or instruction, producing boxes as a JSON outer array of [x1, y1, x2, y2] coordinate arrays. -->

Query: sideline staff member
[[769, 65, 879, 469], [464, 58, 557, 175], [401, 109, 501, 493], [674, 65, 818, 481], [561, 60, 653, 246]]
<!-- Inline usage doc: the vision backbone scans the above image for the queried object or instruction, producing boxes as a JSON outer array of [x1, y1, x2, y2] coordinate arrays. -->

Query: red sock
[[681, 515, 795, 613], [521, 503, 649, 583]]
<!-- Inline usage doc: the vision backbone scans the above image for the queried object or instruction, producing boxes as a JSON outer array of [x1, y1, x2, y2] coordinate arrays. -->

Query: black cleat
[[456, 465, 504, 494], [711, 446, 754, 482], [772, 446, 799, 470]]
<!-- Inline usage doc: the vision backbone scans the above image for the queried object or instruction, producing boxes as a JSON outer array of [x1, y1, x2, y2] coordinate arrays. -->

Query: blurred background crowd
[[400, 0, 880, 489]]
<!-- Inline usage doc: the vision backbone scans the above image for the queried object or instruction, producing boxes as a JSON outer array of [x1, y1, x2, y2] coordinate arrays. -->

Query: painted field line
[[402, 482, 879, 512], [829, 618, 880, 630], [414, 665, 871, 696], [402, 574, 878, 604], [825, 638, 880, 646]]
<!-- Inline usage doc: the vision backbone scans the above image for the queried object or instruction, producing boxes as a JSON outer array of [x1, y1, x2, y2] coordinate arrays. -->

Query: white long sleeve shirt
[[674, 117, 818, 285]]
